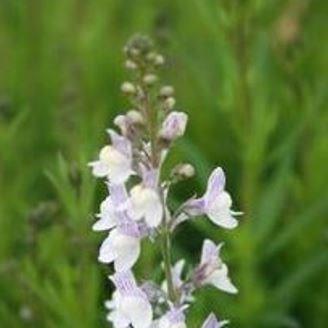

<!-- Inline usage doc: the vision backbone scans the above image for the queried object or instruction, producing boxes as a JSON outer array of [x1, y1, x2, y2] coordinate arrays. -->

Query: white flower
[[130, 167, 163, 228], [185, 167, 241, 229], [195, 239, 238, 294], [98, 218, 141, 272], [88, 130, 133, 184], [108, 271, 153, 328], [160, 111, 188, 140], [201, 313, 229, 328]]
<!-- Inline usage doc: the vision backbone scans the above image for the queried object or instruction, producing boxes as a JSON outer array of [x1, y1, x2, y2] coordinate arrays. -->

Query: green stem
[[161, 209, 177, 303], [141, 79, 176, 303]]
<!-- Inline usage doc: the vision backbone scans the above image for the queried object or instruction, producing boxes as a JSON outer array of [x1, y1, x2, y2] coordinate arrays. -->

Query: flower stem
[[140, 74, 177, 304], [161, 210, 177, 303]]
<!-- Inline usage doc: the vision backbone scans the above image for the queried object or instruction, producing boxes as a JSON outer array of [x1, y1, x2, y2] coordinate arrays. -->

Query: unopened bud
[[146, 52, 157, 62], [19, 306, 33, 322], [114, 114, 127, 134], [121, 82, 136, 95], [160, 86, 175, 98], [159, 111, 188, 141], [154, 54, 165, 66], [164, 97, 176, 110], [172, 163, 195, 179], [143, 74, 158, 86], [127, 110, 144, 125], [125, 60, 138, 70], [130, 47, 141, 57]]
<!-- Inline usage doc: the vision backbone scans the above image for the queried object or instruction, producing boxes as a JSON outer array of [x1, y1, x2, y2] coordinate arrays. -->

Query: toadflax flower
[[129, 166, 163, 228], [157, 307, 187, 328], [89, 129, 133, 184], [194, 239, 238, 294], [91, 35, 241, 327], [159, 111, 188, 141], [92, 183, 128, 231], [107, 271, 153, 328], [185, 167, 241, 229], [98, 216, 143, 271], [201, 313, 229, 328]]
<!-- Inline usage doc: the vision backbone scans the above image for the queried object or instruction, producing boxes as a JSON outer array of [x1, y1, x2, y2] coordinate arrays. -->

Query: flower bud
[[160, 111, 188, 141], [125, 59, 137, 70], [160, 86, 175, 98], [126, 110, 144, 125], [146, 51, 157, 62], [143, 74, 158, 86], [172, 163, 195, 180], [113, 114, 128, 135], [154, 54, 165, 66], [130, 47, 141, 57], [121, 82, 136, 95], [19, 306, 33, 322], [164, 97, 176, 110]]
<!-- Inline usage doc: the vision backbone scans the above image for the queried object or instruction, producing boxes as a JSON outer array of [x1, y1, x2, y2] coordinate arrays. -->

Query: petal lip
[[201, 313, 229, 328], [200, 239, 219, 265], [107, 128, 132, 158], [124, 296, 153, 328], [98, 233, 117, 264], [92, 218, 115, 231], [114, 236, 141, 272], [201, 313, 219, 328], [204, 167, 226, 203], [207, 212, 239, 229], [88, 160, 109, 177], [207, 264, 238, 294]]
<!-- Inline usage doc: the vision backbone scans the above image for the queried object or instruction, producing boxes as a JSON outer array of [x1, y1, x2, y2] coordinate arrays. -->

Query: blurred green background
[[0, 0, 327, 327]]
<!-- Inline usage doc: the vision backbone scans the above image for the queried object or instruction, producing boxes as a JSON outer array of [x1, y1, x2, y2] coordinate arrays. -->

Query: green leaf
[[273, 251, 328, 305], [265, 196, 328, 257], [254, 157, 291, 247]]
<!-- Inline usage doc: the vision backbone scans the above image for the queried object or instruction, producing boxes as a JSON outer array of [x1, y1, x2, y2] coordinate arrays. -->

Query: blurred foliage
[[0, 0, 327, 327]]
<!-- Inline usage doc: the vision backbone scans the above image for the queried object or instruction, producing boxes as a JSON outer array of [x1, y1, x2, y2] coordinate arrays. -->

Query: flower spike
[[90, 34, 241, 327]]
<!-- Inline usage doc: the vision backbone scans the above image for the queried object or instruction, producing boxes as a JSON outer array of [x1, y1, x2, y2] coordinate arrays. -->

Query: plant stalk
[[142, 80, 177, 304], [161, 208, 177, 303]]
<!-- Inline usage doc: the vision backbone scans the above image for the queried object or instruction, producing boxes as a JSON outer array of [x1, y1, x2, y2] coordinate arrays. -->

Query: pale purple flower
[[130, 166, 163, 228], [201, 313, 229, 328], [162, 259, 185, 294], [88, 130, 133, 184], [185, 167, 240, 229], [108, 271, 153, 328], [158, 307, 187, 328], [105, 292, 130, 328], [98, 216, 142, 271], [159, 111, 188, 141], [194, 239, 237, 294], [140, 281, 166, 304], [92, 184, 129, 231]]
